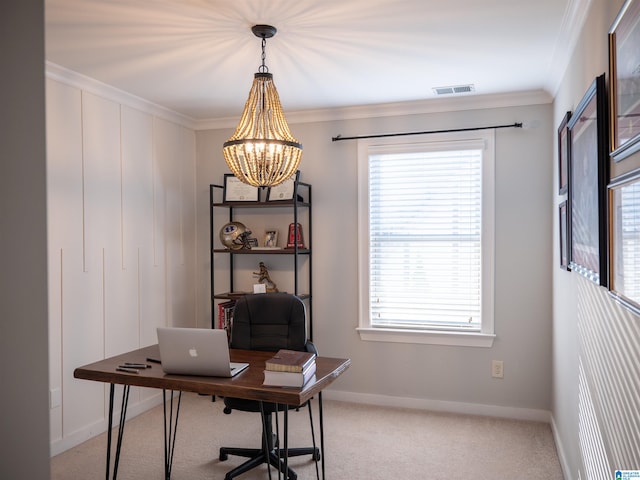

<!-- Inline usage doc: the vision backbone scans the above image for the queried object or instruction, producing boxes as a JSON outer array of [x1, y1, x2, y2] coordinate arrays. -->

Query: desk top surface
[[74, 345, 351, 406]]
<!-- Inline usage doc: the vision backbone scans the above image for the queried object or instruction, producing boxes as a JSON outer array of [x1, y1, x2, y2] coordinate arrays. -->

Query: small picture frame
[[609, 0, 640, 160], [608, 167, 640, 315], [264, 229, 278, 248], [558, 111, 571, 195], [559, 200, 570, 271], [266, 171, 300, 201], [223, 174, 259, 202]]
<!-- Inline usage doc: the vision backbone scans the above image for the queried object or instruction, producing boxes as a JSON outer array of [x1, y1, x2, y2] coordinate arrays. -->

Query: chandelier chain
[[258, 37, 269, 74]]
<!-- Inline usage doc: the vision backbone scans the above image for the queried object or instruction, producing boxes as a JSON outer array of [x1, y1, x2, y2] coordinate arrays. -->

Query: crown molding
[[47, 62, 553, 133], [194, 89, 552, 131], [45, 62, 197, 129], [545, 0, 593, 97]]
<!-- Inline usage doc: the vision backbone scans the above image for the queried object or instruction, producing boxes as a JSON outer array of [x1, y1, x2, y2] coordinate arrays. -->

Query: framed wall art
[[559, 200, 570, 271], [266, 170, 300, 201], [609, 0, 640, 160], [568, 74, 609, 286], [558, 111, 571, 194], [223, 174, 259, 202], [608, 167, 640, 315]]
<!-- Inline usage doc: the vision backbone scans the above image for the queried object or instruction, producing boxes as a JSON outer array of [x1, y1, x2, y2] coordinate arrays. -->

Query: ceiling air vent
[[433, 84, 475, 95]]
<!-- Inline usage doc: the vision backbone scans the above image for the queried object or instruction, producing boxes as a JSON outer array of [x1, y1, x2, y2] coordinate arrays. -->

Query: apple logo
[[188, 347, 198, 358]]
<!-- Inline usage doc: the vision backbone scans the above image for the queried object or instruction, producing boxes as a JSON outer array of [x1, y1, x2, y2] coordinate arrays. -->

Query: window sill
[[356, 327, 495, 347]]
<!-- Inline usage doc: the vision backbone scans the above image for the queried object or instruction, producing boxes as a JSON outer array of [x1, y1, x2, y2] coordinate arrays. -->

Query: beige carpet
[[51, 392, 563, 479]]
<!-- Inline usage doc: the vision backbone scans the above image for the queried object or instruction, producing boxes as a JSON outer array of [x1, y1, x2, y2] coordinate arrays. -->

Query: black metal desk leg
[[283, 406, 289, 480], [162, 390, 182, 480], [307, 401, 320, 480], [319, 392, 325, 480], [105, 383, 131, 480]]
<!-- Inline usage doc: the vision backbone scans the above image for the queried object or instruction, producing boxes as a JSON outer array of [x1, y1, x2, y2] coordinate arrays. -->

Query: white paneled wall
[[46, 76, 197, 454]]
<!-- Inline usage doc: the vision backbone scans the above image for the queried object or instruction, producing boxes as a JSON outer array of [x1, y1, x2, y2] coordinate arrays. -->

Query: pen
[[116, 367, 139, 374], [146, 357, 161, 364], [124, 363, 151, 368]]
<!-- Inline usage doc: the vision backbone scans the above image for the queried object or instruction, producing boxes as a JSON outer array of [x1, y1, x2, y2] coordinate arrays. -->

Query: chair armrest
[[305, 341, 318, 356]]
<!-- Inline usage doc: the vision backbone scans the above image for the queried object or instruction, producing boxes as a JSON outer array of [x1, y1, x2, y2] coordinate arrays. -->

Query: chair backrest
[[230, 293, 307, 352]]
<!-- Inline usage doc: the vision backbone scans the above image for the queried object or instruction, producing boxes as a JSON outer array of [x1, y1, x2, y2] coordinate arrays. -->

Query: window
[[357, 131, 495, 347]]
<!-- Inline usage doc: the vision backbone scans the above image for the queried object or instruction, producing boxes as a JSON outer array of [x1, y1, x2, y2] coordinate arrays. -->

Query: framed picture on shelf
[[609, 0, 640, 160], [568, 74, 609, 286], [223, 174, 259, 202], [266, 171, 300, 201], [264, 229, 278, 248], [559, 200, 570, 271], [558, 111, 571, 194], [608, 168, 640, 315]]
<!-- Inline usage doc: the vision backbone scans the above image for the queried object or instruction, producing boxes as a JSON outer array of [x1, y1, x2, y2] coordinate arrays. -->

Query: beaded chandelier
[[223, 25, 302, 188]]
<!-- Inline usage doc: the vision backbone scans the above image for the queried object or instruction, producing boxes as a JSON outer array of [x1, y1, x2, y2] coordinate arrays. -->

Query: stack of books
[[263, 349, 317, 387], [217, 300, 235, 344]]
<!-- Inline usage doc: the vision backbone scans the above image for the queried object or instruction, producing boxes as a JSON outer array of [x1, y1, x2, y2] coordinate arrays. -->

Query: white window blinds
[[367, 142, 484, 331]]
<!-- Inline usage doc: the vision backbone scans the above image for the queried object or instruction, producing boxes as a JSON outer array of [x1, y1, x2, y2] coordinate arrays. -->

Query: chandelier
[[222, 25, 302, 188]]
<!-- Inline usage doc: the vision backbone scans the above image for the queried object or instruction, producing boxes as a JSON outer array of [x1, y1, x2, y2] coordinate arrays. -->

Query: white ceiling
[[45, 0, 582, 122]]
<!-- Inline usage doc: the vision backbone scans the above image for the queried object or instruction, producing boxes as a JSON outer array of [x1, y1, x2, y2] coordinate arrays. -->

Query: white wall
[[552, 0, 640, 478], [197, 99, 554, 417], [46, 69, 198, 455], [0, 0, 50, 477]]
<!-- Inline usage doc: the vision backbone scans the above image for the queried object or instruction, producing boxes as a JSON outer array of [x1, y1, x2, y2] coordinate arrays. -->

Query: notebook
[[156, 327, 249, 377]]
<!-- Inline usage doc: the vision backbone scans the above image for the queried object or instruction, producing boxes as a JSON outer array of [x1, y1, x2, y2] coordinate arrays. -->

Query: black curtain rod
[[331, 122, 523, 142]]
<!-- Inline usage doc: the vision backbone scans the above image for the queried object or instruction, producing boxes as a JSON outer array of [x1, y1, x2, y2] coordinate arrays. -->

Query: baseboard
[[50, 391, 164, 457], [322, 389, 552, 423], [550, 415, 571, 480]]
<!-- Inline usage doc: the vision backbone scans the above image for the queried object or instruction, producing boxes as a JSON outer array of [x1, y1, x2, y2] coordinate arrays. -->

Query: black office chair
[[218, 293, 320, 480]]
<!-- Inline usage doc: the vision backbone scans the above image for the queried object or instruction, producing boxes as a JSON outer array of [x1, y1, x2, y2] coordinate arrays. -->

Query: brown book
[[265, 349, 316, 373]]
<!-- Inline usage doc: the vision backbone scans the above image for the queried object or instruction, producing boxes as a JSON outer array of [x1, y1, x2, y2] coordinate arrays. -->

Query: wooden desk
[[74, 345, 350, 480]]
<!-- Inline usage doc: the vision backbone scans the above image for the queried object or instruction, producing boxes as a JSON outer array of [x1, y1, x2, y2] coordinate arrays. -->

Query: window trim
[[357, 131, 496, 347]]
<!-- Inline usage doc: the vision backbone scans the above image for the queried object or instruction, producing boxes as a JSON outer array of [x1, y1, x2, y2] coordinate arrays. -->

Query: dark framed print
[[568, 74, 609, 286], [223, 174, 259, 202], [559, 200, 570, 270], [609, 0, 640, 160], [266, 171, 300, 201], [608, 168, 640, 315], [558, 111, 571, 194]]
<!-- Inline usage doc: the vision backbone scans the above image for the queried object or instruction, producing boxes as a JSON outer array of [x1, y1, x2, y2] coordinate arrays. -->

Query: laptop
[[156, 327, 249, 377]]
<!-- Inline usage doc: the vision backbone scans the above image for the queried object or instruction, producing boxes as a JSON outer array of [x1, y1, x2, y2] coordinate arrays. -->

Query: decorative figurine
[[253, 262, 278, 292]]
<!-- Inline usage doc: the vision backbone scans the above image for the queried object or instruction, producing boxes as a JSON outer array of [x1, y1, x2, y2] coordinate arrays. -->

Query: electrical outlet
[[491, 360, 504, 379]]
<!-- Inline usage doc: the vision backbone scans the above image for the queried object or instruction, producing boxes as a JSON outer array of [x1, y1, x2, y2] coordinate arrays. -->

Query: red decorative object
[[286, 223, 305, 249]]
